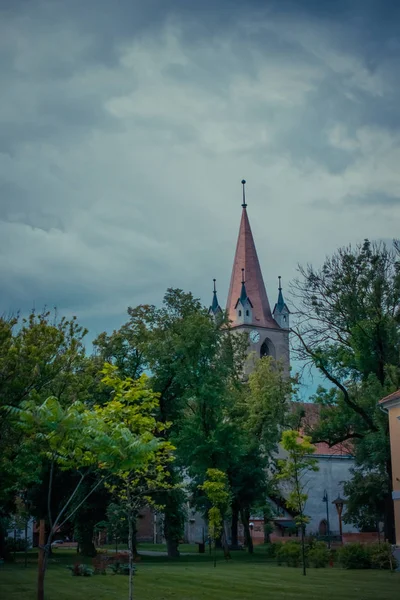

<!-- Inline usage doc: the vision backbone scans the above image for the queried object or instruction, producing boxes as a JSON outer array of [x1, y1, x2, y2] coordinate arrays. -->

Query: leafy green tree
[[343, 470, 388, 535], [291, 240, 400, 542], [277, 430, 318, 576], [0, 311, 90, 559], [13, 363, 161, 600], [95, 502, 128, 551], [94, 288, 247, 557], [96, 364, 174, 600], [199, 469, 230, 567]]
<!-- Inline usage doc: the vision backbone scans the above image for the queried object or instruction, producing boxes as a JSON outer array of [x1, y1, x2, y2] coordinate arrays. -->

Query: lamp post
[[332, 495, 346, 543], [322, 490, 331, 549]]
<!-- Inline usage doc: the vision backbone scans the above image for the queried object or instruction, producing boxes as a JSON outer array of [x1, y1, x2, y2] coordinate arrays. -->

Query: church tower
[[226, 180, 290, 373]]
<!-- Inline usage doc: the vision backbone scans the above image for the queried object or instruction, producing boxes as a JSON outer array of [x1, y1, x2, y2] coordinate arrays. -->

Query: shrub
[[109, 561, 135, 575], [5, 538, 29, 552], [308, 542, 330, 568], [276, 541, 302, 567], [67, 562, 94, 577], [263, 542, 281, 559], [338, 543, 371, 569], [369, 543, 398, 570]]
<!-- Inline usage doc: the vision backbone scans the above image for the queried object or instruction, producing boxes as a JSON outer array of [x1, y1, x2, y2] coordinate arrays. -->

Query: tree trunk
[[163, 495, 182, 558], [240, 508, 253, 555], [127, 499, 134, 600], [25, 520, 28, 568], [166, 536, 180, 558], [222, 522, 231, 560], [74, 519, 97, 557], [301, 525, 306, 576], [231, 502, 239, 548], [0, 521, 10, 561], [37, 519, 45, 600]]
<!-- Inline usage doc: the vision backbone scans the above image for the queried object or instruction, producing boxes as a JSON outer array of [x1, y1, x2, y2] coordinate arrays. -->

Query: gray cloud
[[0, 0, 399, 393]]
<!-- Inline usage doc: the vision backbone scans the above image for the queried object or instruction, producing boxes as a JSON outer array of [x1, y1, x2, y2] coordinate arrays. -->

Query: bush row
[[265, 540, 397, 570]]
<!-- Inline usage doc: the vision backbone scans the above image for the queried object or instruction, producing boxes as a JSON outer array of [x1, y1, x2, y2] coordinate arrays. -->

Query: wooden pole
[[37, 519, 45, 600]]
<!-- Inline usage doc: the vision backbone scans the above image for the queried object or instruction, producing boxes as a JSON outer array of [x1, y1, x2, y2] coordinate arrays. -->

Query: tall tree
[[94, 288, 246, 557], [13, 363, 161, 600], [0, 311, 90, 558], [291, 239, 400, 542], [199, 469, 230, 567], [277, 430, 318, 576]]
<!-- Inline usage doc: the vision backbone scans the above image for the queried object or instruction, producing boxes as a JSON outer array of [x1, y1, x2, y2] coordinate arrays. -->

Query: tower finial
[[278, 275, 282, 291], [213, 278, 217, 294], [241, 179, 247, 208], [241, 268, 245, 284]]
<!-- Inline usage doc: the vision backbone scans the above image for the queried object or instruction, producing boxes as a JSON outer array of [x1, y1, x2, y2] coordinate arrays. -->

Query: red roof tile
[[294, 402, 353, 457]]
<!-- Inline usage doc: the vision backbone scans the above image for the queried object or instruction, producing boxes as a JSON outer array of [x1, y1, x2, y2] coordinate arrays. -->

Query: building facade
[[379, 390, 400, 546]]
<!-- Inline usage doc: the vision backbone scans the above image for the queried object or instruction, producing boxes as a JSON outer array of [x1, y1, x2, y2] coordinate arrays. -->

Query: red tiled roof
[[379, 389, 400, 404], [294, 402, 353, 457], [226, 205, 277, 329]]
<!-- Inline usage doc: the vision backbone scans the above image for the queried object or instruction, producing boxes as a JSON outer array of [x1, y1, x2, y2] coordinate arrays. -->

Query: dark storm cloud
[[0, 0, 399, 364]]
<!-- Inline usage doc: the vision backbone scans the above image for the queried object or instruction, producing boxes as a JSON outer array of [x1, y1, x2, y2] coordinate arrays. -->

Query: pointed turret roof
[[209, 279, 222, 315], [274, 276, 289, 314], [226, 181, 277, 328], [235, 269, 253, 309]]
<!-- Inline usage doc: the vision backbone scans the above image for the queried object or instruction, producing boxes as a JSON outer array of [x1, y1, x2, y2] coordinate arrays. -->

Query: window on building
[[238, 310, 242, 317], [246, 310, 249, 316]]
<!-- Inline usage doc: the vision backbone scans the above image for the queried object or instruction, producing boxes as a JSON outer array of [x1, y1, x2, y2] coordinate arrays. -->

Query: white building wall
[[303, 455, 358, 534]]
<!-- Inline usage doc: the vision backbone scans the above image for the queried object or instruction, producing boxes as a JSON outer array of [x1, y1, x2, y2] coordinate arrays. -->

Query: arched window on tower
[[239, 310, 242, 317], [246, 310, 249, 316], [260, 338, 276, 359]]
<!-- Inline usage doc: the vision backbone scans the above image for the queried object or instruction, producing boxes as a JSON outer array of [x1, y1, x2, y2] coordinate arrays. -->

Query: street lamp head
[[322, 490, 328, 503], [332, 495, 346, 513]]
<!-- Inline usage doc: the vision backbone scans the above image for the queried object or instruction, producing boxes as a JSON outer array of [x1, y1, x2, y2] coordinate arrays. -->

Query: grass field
[[0, 547, 398, 600]]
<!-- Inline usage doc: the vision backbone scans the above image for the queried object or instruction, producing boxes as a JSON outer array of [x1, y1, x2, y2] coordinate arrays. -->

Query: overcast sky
[[1, 0, 399, 392]]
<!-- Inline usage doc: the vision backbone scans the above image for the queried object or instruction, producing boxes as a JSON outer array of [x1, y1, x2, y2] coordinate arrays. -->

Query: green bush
[[109, 561, 135, 575], [369, 543, 398, 570], [308, 542, 330, 568], [276, 541, 302, 567], [5, 538, 28, 552], [263, 542, 281, 558], [338, 543, 371, 569], [67, 563, 94, 577]]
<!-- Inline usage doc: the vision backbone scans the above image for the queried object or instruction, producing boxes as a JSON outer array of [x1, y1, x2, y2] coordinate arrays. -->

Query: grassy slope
[[0, 548, 398, 600]]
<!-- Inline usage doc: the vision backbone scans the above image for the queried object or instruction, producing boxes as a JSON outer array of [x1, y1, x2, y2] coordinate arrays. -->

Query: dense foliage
[[292, 239, 400, 542]]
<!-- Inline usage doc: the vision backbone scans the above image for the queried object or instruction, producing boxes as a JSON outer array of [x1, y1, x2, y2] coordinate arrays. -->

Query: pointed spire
[[273, 276, 290, 328], [226, 181, 276, 328], [277, 276, 285, 311], [209, 278, 222, 315]]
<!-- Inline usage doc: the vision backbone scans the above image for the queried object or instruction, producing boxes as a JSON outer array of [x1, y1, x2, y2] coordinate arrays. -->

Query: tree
[[291, 240, 400, 542], [95, 364, 174, 600], [13, 363, 161, 600], [343, 470, 388, 535], [94, 288, 247, 557], [199, 469, 230, 567], [0, 311, 90, 560], [95, 502, 128, 551], [277, 430, 318, 576]]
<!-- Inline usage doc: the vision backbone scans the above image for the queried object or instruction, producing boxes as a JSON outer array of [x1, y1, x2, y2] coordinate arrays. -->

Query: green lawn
[[0, 549, 398, 600]]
